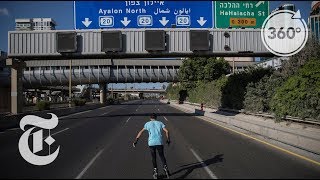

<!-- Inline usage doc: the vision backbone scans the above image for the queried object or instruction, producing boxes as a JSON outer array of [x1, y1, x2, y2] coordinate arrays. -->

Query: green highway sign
[[215, 1, 269, 28]]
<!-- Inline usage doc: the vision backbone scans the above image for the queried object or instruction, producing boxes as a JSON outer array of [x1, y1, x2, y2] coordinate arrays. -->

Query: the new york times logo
[[18, 113, 60, 166]]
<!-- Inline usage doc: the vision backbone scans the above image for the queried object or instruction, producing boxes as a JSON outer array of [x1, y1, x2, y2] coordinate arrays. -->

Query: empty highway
[[0, 100, 320, 179]]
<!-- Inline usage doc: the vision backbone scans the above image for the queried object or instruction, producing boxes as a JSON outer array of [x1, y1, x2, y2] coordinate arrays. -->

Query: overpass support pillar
[[6, 59, 24, 114], [89, 89, 93, 101], [99, 83, 107, 104], [139, 93, 144, 99], [0, 87, 11, 113], [112, 93, 118, 99]]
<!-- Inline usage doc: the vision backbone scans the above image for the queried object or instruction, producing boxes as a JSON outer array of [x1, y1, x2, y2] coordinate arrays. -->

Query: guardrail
[[172, 100, 320, 126]]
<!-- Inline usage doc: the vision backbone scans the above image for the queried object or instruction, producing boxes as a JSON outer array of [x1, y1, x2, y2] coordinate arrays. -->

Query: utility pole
[[69, 59, 72, 107]]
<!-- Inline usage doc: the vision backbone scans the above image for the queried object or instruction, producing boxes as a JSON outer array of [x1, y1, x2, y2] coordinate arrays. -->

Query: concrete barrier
[[0, 103, 104, 131], [0, 99, 141, 132], [162, 100, 320, 155]]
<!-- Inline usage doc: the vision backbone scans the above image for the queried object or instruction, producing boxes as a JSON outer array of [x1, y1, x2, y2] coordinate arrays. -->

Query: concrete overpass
[[3, 59, 181, 114], [1, 59, 182, 88]]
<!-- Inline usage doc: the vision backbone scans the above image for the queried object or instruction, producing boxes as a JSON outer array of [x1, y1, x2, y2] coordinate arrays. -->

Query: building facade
[[255, 57, 289, 70], [224, 57, 255, 73], [309, 1, 320, 41], [15, 18, 57, 31], [15, 19, 33, 31]]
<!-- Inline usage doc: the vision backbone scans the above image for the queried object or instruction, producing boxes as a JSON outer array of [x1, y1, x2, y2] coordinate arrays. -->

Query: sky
[[0, 1, 313, 89]]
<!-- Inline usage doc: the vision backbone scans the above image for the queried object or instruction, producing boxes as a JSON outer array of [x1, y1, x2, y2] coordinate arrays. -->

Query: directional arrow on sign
[[121, 17, 131, 27], [159, 17, 169, 26], [197, 17, 207, 26], [255, 1, 265, 8], [82, 18, 92, 27]]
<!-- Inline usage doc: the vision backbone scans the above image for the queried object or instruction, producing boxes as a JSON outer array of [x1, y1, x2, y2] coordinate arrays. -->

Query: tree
[[271, 59, 320, 120], [178, 57, 231, 89], [178, 58, 197, 89], [280, 37, 320, 78], [204, 57, 231, 81]]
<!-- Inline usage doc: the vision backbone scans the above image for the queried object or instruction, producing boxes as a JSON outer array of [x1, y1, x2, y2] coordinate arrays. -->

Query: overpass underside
[[2, 59, 181, 87], [22, 59, 180, 88]]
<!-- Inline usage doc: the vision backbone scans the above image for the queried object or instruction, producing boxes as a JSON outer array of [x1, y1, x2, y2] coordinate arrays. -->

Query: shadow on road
[[170, 154, 224, 179], [212, 110, 239, 117]]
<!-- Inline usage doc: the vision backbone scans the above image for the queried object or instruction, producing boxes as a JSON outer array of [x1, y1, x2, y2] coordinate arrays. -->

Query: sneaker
[[163, 165, 170, 178], [153, 168, 158, 179]]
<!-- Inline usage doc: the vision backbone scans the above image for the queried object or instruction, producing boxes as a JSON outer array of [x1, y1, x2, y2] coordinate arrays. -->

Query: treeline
[[166, 38, 320, 121]]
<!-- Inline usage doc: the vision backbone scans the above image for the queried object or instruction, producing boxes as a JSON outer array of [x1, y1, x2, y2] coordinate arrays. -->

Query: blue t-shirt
[[144, 120, 165, 146]]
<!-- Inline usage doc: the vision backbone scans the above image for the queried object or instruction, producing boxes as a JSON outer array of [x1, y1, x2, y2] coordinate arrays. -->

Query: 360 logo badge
[[261, 10, 309, 57], [18, 113, 60, 166]]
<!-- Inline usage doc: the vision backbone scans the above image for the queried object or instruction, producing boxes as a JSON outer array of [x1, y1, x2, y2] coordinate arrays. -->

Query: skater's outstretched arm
[[163, 128, 170, 145], [133, 128, 145, 147], [136, 128, 145, 139]]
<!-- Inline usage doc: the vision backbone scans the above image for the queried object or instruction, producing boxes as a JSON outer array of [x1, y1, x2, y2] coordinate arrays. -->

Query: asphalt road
[[0, 99, 320, 179]]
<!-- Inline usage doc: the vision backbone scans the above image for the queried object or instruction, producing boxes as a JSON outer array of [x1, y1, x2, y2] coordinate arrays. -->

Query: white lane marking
[[6, 128, 20, 131], [126, 117, 131, 124], [97, 106, 109, 110], [30, 127, 70, 137], [164, 116, 169, 121], [189, 148, 218, 179], [101, 111, 112, 116], [119, 106, 129, 110], [75, 148, 105, 179], [136, 105, 141, 112], [60, 110, 92, 119], [101, 105, 129, 115], [51, 128, 69, 136], [158, 108, 160, 112]]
